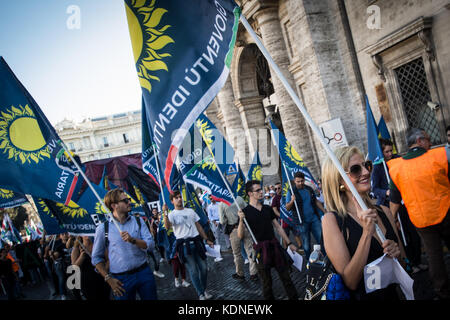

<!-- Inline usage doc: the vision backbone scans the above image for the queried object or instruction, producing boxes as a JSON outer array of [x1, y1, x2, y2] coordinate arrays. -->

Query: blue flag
[[125, 0, 240, 191], [141, 97, 161, 188], [269, 120, 318, 188], [99, 167, 145, 216], [231, 163, 247, 200], [100, 165, 110, 190], [366, 95, 384, 165], [0, 57, 82, 205], [247, 152, 262, 182], [377, 116, 398, 155], [279, 165, 300, 231], [157, 185, 176, 260], [31, 196, 67, 235], [178, 122, 234, 205], [179, 177, 210, 232], [0, 188, 28, 209]]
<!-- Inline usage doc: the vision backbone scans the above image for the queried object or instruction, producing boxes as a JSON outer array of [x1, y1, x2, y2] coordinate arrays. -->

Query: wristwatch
[[131, 238, 137, 244]]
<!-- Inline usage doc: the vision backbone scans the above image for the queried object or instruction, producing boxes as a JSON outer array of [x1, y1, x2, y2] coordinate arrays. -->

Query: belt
[[111, 262, 148, 276]]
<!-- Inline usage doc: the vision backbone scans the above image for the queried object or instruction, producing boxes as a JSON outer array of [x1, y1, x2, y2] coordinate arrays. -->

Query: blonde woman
[[321, 146, 406, 300]]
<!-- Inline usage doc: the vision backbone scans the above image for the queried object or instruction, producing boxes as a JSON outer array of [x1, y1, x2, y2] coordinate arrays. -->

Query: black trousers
[[398, 205, 422, 266], [416, 211, 450, 299], [256, 262, 298, 300]]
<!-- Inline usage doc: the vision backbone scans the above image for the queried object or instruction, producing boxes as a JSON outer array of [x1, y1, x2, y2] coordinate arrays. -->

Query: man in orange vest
[[388, 128, 450, 300]]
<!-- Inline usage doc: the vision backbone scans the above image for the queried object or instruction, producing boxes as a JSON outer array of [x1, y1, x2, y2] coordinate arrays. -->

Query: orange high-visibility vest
[[388, 147, 450, 228], [6, 253, 19, 273]]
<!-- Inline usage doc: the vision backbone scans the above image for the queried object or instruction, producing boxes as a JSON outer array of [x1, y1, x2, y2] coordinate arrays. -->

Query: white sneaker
[[159, 258, 165, 263], [199, 294, 206, 300], [181, 280, 191, 287], [244, 259, 249, 264], [203, 291, 213, 299], [153, 271, 165, 278], [214, 257, 223, 262], [60, 294, 67, 300], [174, 278, 181, 288]]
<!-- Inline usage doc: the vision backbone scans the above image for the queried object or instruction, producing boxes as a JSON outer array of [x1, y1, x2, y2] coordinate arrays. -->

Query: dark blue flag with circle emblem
[[269, 120, 318, 188], [0, 188, 28, 209], [247, 152, 262, 183], [125, 0, 240, 193], [178, 118, 234, 205], [0, 57, 82, 205]]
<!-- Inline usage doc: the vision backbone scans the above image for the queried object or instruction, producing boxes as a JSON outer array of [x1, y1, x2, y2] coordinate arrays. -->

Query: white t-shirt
[[168, 207, 200, 239], [207, 202, 220, 222]]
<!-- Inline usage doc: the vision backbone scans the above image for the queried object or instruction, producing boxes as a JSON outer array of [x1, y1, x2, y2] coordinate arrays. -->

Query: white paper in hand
[[287, 247, 303, 272], [364, 254, 414, 300], [205, 244, 221, 259]]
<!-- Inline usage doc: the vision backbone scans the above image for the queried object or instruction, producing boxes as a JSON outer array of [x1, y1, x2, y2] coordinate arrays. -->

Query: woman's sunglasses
[[346, 160, 373, 178]]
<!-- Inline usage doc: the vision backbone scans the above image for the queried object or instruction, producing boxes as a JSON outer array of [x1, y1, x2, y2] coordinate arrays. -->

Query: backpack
[[104, 215, 141, 248], [303, 212, 350, 300]]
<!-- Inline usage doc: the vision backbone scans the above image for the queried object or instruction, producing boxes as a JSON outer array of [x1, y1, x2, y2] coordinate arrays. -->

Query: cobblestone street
[[3, 246, 448, 301]]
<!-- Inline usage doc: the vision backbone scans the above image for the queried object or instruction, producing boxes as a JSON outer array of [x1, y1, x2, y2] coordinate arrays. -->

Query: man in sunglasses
[[92, 188, 157, 300], [237, 180, 298, 300], [285, 172, 326, 259], [388, 128, 450, 300]]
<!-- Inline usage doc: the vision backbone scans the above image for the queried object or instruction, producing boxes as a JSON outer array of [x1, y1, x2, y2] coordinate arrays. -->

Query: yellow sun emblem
[[196, 119, 214, 146], [0, 188, 14, 199], [37, 199, 55, 218], [251, 165, 262, 181], [133, 186, 146, 205], [95, 202, 108, 215], [282, 182, 290, 197], [284, 141, 305, 167], [125, 0, 174, 93], [0, 105, 50, 164], [55, 201, 87, 218]]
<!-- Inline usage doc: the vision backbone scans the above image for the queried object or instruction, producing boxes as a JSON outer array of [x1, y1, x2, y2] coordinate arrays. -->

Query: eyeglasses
[[117, 198, 131, 204], [346, 160, 373, 178], [275, 187, 281, 190]]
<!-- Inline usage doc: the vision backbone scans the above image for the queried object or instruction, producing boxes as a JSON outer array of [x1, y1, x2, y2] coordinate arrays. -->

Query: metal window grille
[[395, 57, 442, 145]]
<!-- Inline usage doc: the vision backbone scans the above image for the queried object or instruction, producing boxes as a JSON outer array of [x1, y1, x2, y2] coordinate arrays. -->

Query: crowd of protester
[[1, 126, 449, 301]]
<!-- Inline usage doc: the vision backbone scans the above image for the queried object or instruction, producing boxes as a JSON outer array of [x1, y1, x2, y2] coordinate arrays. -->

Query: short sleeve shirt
[[242, 204, 276, 242], [168, 208, 200, 239]]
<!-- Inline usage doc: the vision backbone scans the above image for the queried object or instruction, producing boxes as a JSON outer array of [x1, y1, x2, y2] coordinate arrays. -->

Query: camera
[[427, 101, 440, 111]]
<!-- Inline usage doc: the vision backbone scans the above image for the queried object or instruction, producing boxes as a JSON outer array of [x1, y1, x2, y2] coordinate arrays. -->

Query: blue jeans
[[183, 243, 208, 297], [114, 265, 157, 300], [53, 260, 66, 295], [299, 218, 322, 259]]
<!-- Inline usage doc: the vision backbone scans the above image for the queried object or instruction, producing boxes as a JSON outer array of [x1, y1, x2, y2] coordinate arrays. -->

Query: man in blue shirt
[[91, 188, 157, 300], [286, 172, 325, 259]]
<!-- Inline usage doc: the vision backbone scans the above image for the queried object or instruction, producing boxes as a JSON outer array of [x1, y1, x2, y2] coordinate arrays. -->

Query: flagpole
[[152, 143, 167, 206], [381, 160, 407, 246], [240, 15, 386, 242], [57, 141, 122, 233], [195, 126, 258, 245]]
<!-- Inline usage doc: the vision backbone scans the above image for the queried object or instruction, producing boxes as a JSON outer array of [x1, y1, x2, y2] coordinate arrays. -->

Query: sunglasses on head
[[117, 198, 131, 204], [346, 160, 373, 178]]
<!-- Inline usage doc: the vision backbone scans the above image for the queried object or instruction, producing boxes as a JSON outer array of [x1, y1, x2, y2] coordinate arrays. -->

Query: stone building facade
[[206, 0, 450, 185], [55, 110, 142, 162]]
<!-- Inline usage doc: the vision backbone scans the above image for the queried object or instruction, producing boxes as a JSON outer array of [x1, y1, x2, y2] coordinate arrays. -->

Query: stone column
[[235, 96, 266, 171], [252, 5, 317, 175], [216, 77, 249, 171]]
